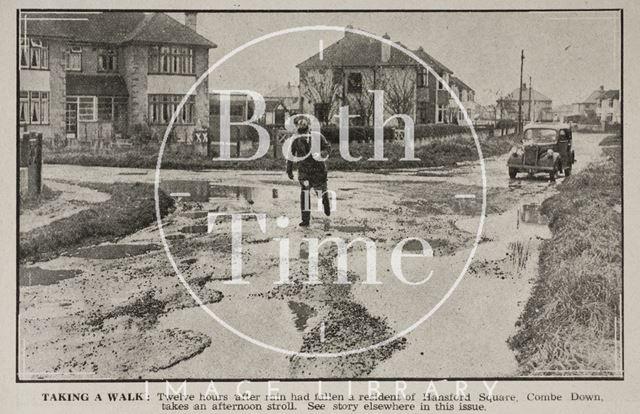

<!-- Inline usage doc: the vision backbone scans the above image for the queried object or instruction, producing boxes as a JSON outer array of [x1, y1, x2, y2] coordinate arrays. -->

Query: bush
[[413, 124, 469, 139], [320, 125, 394, 143]]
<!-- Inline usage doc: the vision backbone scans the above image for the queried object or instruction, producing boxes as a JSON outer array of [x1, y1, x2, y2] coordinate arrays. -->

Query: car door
[[557, 129, 570, 167]]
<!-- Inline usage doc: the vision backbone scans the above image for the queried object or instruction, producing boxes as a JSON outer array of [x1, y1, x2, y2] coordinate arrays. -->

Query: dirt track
[[18, 132, 607, 379]]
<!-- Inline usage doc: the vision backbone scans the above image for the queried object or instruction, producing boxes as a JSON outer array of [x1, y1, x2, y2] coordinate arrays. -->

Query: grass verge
[[508, 136, 622, 375], [19, 185, 60, 213], [44, 134, 517, 171], [19, 182, 174, 263]]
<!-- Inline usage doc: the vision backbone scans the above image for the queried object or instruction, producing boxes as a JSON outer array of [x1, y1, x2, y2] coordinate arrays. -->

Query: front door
[[65, 102, 77, 138]]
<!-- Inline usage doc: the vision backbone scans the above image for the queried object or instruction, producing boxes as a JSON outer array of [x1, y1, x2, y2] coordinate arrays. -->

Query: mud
[[20, 132, 607, 379], [70, 244, 160, 259]]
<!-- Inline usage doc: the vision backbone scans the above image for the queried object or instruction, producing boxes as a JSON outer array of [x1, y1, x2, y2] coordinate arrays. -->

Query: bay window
[[20, 38, 48, 70], [149, 94, 195, 125], [148, 46, 194, 75], [19, 91, 49, 125], [417, 68, 428, 88]]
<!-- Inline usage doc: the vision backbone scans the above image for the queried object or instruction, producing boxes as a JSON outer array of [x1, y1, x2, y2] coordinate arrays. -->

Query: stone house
[[19, 12, 216, 146], [296, 29, 475, 126]]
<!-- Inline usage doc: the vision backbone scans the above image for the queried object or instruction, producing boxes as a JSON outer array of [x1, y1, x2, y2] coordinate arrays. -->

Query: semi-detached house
[[19, 12, 216, 145]]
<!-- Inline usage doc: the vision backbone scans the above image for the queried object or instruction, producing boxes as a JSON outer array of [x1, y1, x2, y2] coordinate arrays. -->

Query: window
[[98, 49, 118, 72], [78, 97, 96, 121], [64, 46, 82, 71], [437, 104, 446, 123], [461, 90, 468, 102], [19, 91, 49, 124], [609, 99, 614, 108], [417, 101, 428, 124], [230, 104, 244, 118], [148, 46, 194, 75], [417, 68, 428, 88], [149, 95, 195, 125], [20, 38, 48, 69], [347, 72, 363, 94], [97, 96, 128, 122], [437, 73, 449, 90]]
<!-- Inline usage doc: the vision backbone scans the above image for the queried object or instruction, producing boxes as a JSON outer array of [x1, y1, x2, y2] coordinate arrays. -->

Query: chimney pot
[[381, 33, 391, 63], [600, 85, 604, 91], [185, 12, 197, 33]]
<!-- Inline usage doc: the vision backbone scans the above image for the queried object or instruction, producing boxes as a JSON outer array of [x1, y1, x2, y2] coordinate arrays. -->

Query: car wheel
[[509, 168, 517, 179], [564, 168, 572, 177]]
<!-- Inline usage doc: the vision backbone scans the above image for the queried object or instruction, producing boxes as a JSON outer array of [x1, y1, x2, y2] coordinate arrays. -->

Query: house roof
[[296, 30, 452, 73], [600, 90, 619, 100], [450, 75, 473, 92], [581, 88, 604, 103], [21, 12, 216, 48], [66, 74, 129, 96], [503, 86, 552, 102]]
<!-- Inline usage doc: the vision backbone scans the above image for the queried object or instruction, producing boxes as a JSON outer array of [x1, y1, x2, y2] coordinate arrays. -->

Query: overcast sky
[[172, 11, 620, 106]]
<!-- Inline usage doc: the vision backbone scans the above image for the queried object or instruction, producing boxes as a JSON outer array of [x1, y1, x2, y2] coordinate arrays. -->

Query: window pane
[[41, 95, 49, 124]]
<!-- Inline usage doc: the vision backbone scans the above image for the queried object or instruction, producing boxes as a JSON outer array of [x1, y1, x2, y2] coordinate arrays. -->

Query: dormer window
[[20, 37, 48, 70]]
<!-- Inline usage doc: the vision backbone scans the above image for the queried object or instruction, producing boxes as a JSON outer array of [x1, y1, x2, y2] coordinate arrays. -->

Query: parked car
[[507, 123, 576, 180]]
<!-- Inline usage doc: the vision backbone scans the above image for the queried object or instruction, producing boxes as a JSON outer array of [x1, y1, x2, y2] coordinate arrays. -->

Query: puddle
[[160, 180, 272, 205], [180, 225, 208, 234], [518, 203, 550, 226], [118, 172, 147, 176], [334, 223, 374, 233], [19, 266, 81, 286], [288, 301, 316, 331], [70, 244, 160, 259]]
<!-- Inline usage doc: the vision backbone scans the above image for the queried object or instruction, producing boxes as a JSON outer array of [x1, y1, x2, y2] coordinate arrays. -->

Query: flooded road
[[19, 132, 607, 379]]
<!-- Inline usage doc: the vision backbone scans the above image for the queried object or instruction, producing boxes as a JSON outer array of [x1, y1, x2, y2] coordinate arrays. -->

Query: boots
[[300, 187, 311, 226]]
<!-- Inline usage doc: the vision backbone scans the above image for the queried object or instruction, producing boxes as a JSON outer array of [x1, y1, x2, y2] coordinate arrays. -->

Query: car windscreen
[[523, 128, 557, 144]]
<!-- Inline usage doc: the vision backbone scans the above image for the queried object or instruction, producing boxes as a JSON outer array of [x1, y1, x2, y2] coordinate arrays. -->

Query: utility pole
[[528, 76, 532, 123], [517, 49, 524, 132]]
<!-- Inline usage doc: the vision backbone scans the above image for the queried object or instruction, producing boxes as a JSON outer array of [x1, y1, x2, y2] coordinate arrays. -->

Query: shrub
[[413, 124, 469, 139], [320, 125, 394, 143]]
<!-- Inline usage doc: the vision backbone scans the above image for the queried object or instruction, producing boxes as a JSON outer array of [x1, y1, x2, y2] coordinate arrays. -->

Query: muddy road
[[19, 132, 607, 379]]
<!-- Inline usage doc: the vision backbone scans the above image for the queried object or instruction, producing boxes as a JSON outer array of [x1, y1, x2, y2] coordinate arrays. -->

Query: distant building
[[296, 28, 475, 126], [596, 89, 620, 124], [262, 82, 301, 126], [19, 12, 216, 145], [497, 84, 553, 122], [574, 86, 605, 119]]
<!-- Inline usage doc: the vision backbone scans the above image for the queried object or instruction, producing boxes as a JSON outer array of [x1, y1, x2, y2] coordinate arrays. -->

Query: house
[[296, 28, 475, 126], [262, 82, 301, 126], [19, 12, 216, 145], [574, 86, 605, 119], [596, 89, 620, 124], [497, 84, 553, 122]]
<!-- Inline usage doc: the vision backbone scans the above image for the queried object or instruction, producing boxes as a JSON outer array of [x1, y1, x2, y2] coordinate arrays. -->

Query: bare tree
[[378, 69, 415, 127], [300, 69, 341, 125]]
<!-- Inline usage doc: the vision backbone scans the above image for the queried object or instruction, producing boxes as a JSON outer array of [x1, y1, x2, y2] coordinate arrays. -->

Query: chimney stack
[[381, 33, 391, 63], [185, 12, 197, 32]]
